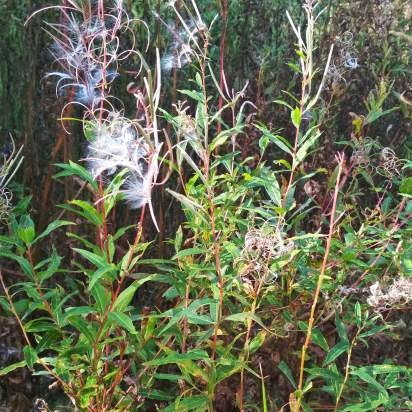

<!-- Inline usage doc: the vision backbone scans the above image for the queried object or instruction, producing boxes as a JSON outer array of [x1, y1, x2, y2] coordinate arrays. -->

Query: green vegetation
[[0, 1, 410, 411]]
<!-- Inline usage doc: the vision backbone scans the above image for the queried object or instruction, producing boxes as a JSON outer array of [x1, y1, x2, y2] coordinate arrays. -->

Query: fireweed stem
[[296, 153, 345, 409]]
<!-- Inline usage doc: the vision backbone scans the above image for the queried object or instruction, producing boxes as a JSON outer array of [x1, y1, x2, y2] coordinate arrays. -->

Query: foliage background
[[0, 0, 411, 411]]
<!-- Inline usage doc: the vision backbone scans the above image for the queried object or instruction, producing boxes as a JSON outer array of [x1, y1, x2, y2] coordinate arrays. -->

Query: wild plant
[[0, 1, 411, 412], [0, 137, 23, 223], [0, 1, 167, 411]]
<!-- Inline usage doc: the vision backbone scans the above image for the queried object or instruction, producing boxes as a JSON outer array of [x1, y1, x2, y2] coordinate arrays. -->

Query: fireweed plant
[[0, 137, 23, 224], [0, 1, 411, 412]]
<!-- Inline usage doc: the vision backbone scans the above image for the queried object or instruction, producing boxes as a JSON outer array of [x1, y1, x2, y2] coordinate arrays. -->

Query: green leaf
[[0, 252, 33, 278], [73, 248, 108, 268], [210, 131, 230, 151], [350, 368, 389, 396], [359, 324, 391, 339], [0, 360, 27, 376], [154, 373, 185, 382], [55, 161, 98, 190], [108, 312, 137, 335], [296, 131, 321, 164], [355, 302, 362, 327], [312, 329, 329, 352], [68, 200, 103, 226], [335, 312, 348, 343], [25, 318, 56, 333], [224, 312, 267, 330], [178, 89, 204, 103], [339, 394, 388, 412], [166, 189, 207, 223], [176, 146, 207, 184], [88, 264, 117, 290], [402, 250, 412, 276], [34, 220, 72, 243], [305, 366, 343, 383], [90, 283, 111, 313], [399, 177, 412, 196], [247, 172, 282, 207], [297, 322, 329, 352], [38, 249, 62, 282], [278, 360, 297, 389], [265, 178, 281, 207], [255, 124, 292, 155], [291, 107, 302, 128], [70, 317, 96, 343], [323, 340, 349, 366], [112, 274, 158, 312], [248, 331, 267, 354], [144, 349, 210, 367], [174, 226, 183, 253], [17, 215, 35, 245], [367, 364, 409, 374], [273, 99, 293, 110], [365, 107, 398, 125], [138, 388, 174, 401], [63, 306, 95, 323], [259, 134, 270, 155], [23, 346, 38, 369], [172, 248, 207, 260], [158, 395, 208, 412]]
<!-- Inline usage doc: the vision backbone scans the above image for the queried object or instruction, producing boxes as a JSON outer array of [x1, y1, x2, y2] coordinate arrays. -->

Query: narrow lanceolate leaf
[[55, 161, 98, 190], [278, 360, 297, 389], [224, 312, 268, 331], [63, 306, 95, 323], [291, 107, 302, 128], [172, 248, 207, 260], [323, 340, 350, 366], [355, 302, 362, 327], [0, 252, 33, 278], [70, 317, 96, 343], [69, 200, 103, 226], [335, 312, 349, 343], [296, 131, 321, 164], [34, 220, 73, 243], [339, 394, 389, 412], [0, 360, 27, 376], [90, 283, 111, 313], [73, 248, 108, 269], [209, 130, 231, 151], [108, 312, 137, 335], [157, 395, 208, 412], [350, 368, 389, 396], [112, 274, 158, 312], [23, 346, 38, 369], [144, 350, 210, 367], [88, 264, 117, 290], [166, 189, 208, 223]]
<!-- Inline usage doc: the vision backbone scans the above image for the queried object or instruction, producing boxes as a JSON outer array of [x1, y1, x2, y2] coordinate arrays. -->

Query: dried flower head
[[156, 1, 207, 73], [0, 137, 23, 224], [0, 187, 12, 223], [45, 3, 127, 108], [327, 31, 359, 87], [85, 112, 159, 211], [367, 277, 412, 309], [377, 147, 403, 180], [237, 225, 295, 290], [87, 115, 148, 178], [350, 136, 379, 169]]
